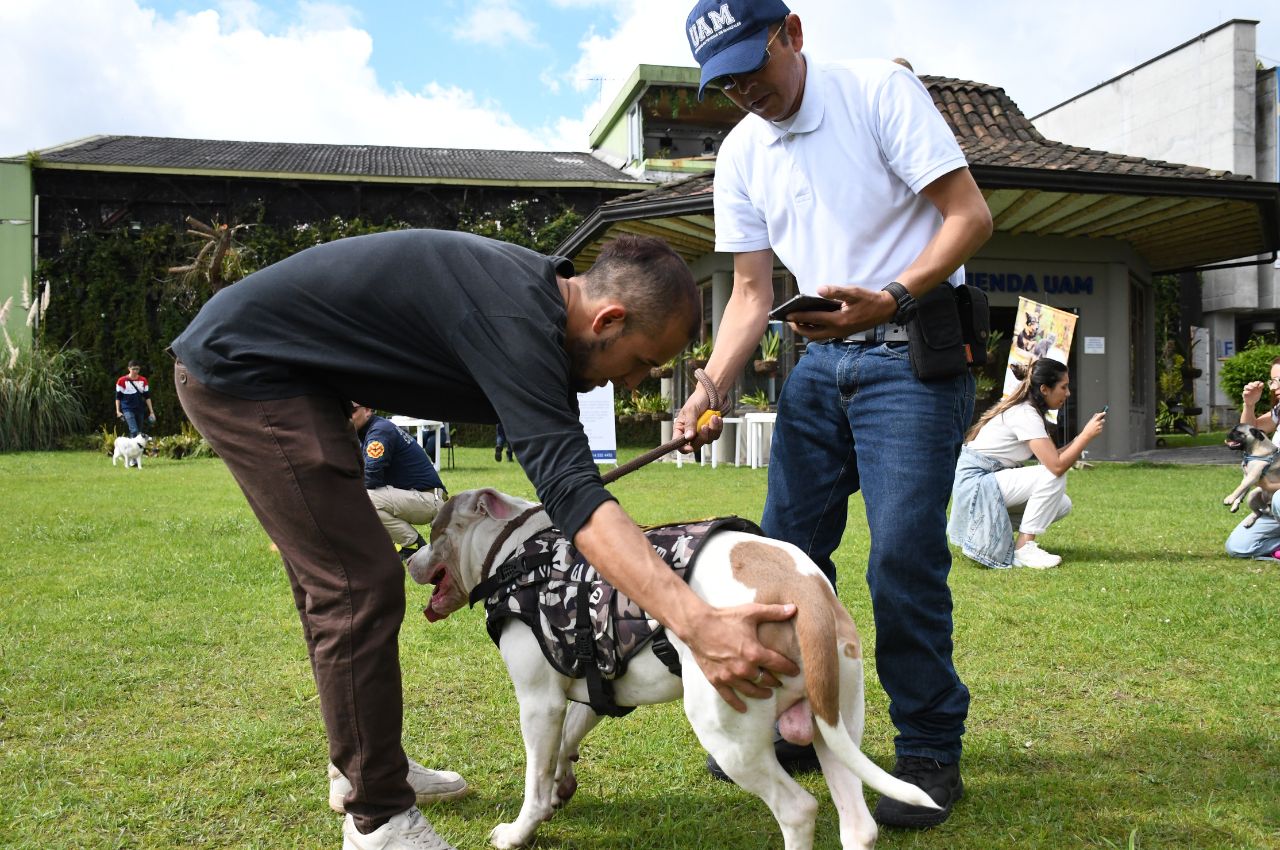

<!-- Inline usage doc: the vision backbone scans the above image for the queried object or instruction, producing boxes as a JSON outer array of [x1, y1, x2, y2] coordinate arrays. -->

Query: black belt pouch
[[955, 284, 991, 368], [907, 286, 968, 381]]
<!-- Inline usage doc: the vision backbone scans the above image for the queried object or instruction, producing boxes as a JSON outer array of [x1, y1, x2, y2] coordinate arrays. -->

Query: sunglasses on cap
[[707, 26, 784, 92]]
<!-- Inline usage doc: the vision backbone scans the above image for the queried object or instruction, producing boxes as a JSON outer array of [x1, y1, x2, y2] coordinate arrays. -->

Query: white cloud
[[0, 0, 553, 155], [2, 0, 1275, 159], [451, 0, 539, 48], [557, 0, 1280, 149]]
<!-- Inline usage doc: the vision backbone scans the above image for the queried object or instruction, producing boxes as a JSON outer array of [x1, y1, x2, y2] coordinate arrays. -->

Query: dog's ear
[[1251, 427, 1268, 441], [476, 488, 515, 520]]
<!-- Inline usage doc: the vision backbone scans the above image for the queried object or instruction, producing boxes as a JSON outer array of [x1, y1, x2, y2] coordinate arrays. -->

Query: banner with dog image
[[1003, 298, 1078, 420]]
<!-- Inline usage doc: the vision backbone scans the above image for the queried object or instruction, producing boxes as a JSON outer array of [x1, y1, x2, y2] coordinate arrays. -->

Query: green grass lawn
[[1, 449, 1277, 849]]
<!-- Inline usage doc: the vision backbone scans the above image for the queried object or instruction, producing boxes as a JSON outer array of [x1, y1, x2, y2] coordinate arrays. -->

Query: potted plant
[[614, 394, 637, 424], [754, 330, 781, 374], [650, 352, 681, 380], [633, 391, 672, 421], [687, 339, 713, 371], [739, 389, 771, 412]]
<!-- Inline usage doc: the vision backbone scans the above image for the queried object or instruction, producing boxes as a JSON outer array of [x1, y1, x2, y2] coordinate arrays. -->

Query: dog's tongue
[[423, 573, 454, 622]]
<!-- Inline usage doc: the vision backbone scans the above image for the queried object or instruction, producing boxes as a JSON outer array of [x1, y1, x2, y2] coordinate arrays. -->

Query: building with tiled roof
[[26, 135, 644, 185], [0, 135, 645, 353], [559, 59, 1280, 459], [1032, 19, 1278, 427]]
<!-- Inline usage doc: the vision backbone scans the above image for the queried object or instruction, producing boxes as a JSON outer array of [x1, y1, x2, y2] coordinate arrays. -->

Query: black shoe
[[398, 534, 428, 563], [873, 756, 963, 829], [706, 734, 822, 783], [506, 453, 514, 462], [495, 447, 503, 462]]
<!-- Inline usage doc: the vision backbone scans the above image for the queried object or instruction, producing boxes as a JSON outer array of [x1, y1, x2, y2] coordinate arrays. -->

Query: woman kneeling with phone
[[948, 358, 1106, 569]]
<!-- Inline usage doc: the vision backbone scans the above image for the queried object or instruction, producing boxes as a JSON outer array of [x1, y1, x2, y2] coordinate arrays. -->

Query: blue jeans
[[761, 340, 974, 763], [1225, 490, 1280, 559], [122, 409, 147, 437]]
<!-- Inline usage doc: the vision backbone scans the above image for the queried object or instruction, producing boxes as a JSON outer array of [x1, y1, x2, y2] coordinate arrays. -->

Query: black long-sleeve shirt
[[172, 229, 612, 539]]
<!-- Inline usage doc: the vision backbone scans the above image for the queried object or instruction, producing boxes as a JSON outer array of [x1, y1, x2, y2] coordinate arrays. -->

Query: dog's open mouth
[[1225, 437, 1245, 450], [424, 567, 453, 623]]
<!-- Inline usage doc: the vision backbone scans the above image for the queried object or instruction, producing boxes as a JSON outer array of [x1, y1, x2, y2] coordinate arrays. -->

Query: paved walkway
[[1126, 445, 1235, 465]]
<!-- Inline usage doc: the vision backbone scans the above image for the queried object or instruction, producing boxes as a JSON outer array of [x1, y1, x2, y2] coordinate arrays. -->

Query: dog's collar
[[477, 504, 550, 585]]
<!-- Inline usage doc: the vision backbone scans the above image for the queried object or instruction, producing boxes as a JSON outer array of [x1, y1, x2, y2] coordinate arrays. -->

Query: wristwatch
[[881, 281, 918, 325]]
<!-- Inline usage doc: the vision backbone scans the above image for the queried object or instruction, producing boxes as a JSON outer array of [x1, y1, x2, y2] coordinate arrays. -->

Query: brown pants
[[174, 362, 413, 831]]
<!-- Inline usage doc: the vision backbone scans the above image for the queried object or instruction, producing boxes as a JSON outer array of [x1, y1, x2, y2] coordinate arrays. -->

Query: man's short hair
[[127, 360, 141, 369], [582, 235, 700, 339]]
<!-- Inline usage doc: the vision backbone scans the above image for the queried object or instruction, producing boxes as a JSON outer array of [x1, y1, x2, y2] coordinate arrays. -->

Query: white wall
[[1033, 21, 1258, 176]]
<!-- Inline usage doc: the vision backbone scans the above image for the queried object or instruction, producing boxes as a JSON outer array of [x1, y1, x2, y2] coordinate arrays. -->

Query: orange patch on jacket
[[365, 440, 385, 459], [730, 540, 861, 726]]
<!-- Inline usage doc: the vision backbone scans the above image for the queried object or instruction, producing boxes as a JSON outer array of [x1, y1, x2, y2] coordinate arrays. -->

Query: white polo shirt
[[714, 58, 969, 294]]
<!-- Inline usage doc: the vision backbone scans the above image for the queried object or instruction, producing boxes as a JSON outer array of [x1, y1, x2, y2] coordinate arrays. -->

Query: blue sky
[[2, 1, 1278, 157], [137, 0, 625, 131]]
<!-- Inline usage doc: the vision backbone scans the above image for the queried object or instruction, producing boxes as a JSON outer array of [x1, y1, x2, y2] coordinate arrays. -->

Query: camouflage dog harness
[[468, 516, 762, 717]]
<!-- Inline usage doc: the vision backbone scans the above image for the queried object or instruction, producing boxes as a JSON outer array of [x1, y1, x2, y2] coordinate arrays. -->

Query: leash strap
[[575, 583, 634, 718], [648, 631, 682, 677], [1244, 450, 1280, 464]]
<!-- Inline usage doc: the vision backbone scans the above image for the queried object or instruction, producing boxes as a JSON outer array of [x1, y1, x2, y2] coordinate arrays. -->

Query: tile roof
[[921, 76, 1243, 181], [28, 135, 642, 185], [560, 75, 1279, 272]]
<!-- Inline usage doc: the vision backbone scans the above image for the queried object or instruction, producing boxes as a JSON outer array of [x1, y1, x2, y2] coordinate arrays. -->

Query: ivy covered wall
[[37, 199, 583, 435]]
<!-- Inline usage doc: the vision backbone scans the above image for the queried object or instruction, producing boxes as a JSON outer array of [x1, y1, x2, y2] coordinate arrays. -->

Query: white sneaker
[[342, 807, 455, 850], [329, 759, 468, 813], [1013, 541, 1061, 569]]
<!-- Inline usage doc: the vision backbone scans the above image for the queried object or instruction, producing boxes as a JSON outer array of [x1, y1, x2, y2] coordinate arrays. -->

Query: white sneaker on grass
[[342, 807, 455, 850], [1013, 541, 1061, 569], [329, 759, 468, 813]]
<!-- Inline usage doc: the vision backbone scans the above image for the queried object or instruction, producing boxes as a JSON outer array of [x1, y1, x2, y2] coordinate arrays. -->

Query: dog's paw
[[489, 822, 531, 849]]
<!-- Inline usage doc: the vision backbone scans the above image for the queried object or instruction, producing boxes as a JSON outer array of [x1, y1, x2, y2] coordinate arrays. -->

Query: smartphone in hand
[[768, 294, 843, 322], [1101, 405, 1109, 415]]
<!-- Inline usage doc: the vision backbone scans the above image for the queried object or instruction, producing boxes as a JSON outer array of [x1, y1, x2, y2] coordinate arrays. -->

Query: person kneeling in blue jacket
[[350, 402, 447, 561]]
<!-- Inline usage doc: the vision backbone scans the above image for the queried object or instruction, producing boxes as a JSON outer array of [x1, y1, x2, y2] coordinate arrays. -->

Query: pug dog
[[1223, 424, 1280, 524]]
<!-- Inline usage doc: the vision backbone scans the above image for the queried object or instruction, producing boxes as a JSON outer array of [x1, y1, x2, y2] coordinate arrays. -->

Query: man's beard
[[567, 336, 608, 393]]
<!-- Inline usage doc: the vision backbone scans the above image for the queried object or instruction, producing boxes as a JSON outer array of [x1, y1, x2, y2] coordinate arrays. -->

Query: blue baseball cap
[[686, 0, 792, 100]]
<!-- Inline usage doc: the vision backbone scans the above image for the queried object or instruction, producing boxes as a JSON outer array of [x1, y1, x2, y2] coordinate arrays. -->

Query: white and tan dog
[[111, 434, 150, 469], [408, 488, 936, 850]]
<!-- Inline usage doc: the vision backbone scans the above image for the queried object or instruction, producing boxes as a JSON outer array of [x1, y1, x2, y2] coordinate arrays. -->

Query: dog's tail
[[812, 714, 940, 809], [786, 573, 939, 810]]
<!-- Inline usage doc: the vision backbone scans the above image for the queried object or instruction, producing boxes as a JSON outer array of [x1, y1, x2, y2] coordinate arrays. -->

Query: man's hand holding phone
[[767, 294, 843, 322], [769, 285, 901, 341]]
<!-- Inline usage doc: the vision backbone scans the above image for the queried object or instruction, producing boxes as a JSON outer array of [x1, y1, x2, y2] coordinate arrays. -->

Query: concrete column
[[710, 270, 732, 339]]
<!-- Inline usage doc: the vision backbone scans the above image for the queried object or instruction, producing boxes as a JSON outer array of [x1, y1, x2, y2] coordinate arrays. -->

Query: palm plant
[[167, 215, 251, 300]]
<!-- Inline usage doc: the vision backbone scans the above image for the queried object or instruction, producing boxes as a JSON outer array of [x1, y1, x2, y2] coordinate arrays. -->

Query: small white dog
[[111, 434, 149, 469], [409, 488, 936, 850]]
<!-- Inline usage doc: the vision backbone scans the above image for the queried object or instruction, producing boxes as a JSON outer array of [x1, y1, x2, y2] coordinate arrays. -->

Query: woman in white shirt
[[948, 359, 1106, 569]]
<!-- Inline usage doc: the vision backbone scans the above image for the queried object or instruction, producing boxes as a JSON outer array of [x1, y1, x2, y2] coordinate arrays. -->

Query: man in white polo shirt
[[678, 0, 992, 829]]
